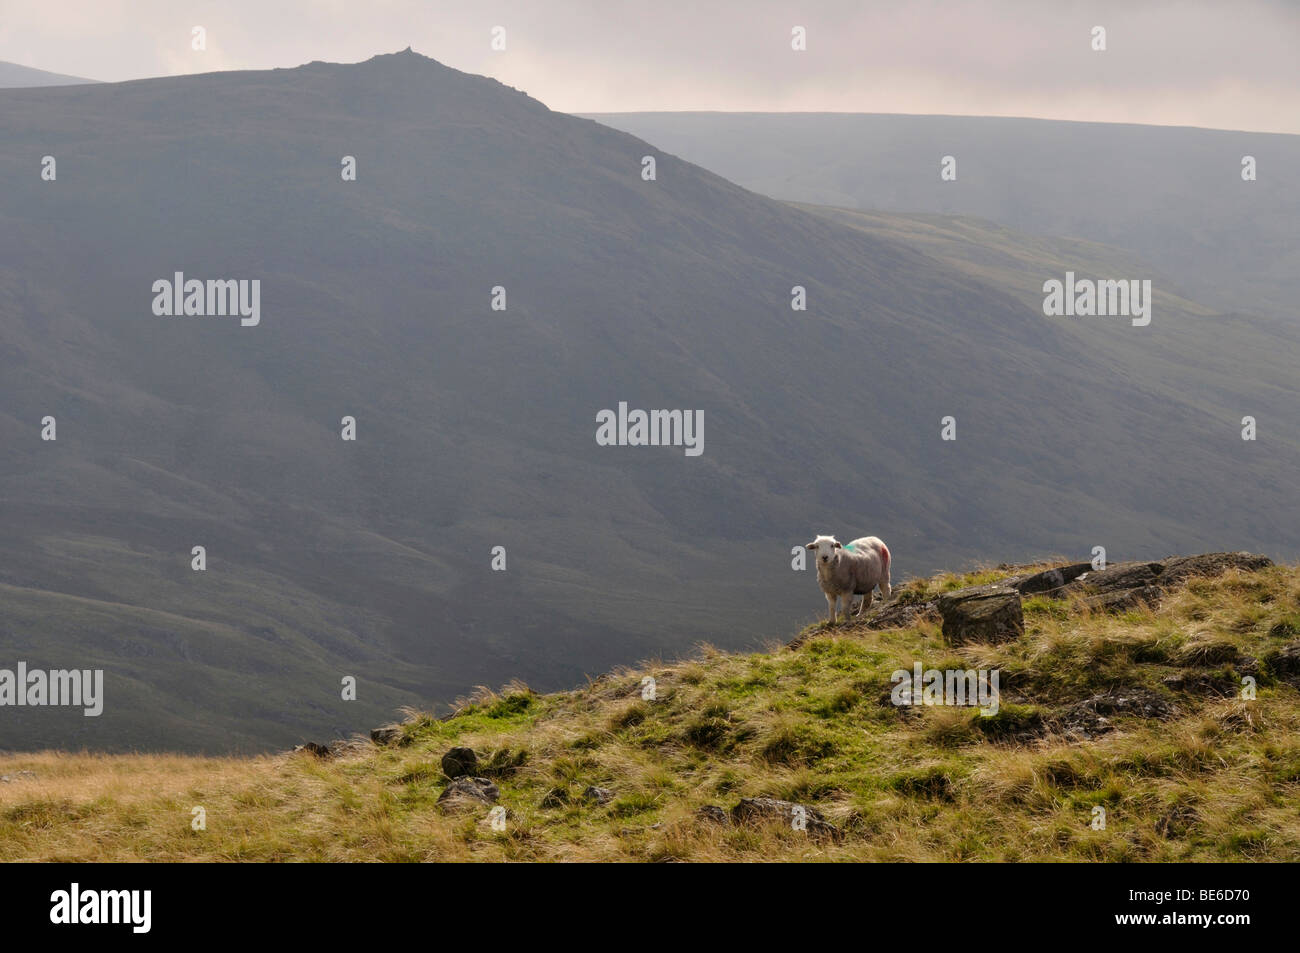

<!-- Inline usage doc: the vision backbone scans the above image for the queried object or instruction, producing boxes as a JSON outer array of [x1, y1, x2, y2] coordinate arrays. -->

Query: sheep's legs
[[859, 590, 874, 615], [825, 592, 837, 624]]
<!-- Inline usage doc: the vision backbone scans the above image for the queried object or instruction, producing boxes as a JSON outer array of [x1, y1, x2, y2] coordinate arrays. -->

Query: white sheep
[[805, 534, 892, 624]]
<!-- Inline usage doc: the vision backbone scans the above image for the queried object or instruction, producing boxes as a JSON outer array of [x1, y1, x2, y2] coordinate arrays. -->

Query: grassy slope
[[798, 203, 1300, 432], [587, 112, 1300, 320], [3, 559, 1299, 861]]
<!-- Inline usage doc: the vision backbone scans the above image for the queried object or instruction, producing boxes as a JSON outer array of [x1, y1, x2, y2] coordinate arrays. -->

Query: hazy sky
[[3, 0, 1297, 133]]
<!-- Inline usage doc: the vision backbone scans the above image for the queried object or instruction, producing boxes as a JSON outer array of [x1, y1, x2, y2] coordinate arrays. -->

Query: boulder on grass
[[937, 585, 1024, 645], [1160, 552, 1272, 583], [441, 746, 478, 779], [731, 797, 838, 839]]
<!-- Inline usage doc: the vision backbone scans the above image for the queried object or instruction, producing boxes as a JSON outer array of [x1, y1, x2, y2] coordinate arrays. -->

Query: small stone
[[695, 805, 730, 825], [441, 746, 478, 779], [370, 726, 403, 746]]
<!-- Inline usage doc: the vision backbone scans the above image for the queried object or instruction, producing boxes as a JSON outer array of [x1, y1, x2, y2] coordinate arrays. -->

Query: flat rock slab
[[1054, 688, 1177, 739], [1005, 563, 1092, 596], [1160, 552, 1273, 583], [864, 597, 938, 631], [1081, 585, 1163, 613], [1068, 561, 1165, 594], [937, 585, 1024, 645], [731, 797, 838, 839], [1066, 553, 1272, 598], [437, 777, 500, 809]]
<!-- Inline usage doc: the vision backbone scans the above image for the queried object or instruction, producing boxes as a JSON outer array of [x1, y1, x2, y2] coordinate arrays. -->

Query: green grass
[[3, 560, 1300, 861]]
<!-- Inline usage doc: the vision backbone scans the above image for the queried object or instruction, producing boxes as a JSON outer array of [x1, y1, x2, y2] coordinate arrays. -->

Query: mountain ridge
[[586, 111, 1300, 320], [0, 61, 97, 88]]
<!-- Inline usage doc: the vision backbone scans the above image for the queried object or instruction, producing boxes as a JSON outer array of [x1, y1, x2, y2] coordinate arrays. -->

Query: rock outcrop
[[937, 585, 1025, 645], [846, 551, 1274, 643], [1003, 562, 1092, 595], [1060, 553, 1272, 610], [1053, 688, 1178, 739]]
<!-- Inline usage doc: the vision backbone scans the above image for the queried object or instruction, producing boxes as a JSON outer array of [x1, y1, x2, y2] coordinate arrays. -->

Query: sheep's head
[[805, 534, 842, 567]]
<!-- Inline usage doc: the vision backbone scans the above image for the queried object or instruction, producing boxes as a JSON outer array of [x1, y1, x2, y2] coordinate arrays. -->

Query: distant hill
[[1, 52, 1297, 751], [0, 61, 97, 88], [585, 112, 1300, 321]]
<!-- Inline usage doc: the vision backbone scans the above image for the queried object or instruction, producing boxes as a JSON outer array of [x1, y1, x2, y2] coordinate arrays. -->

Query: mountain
[[1, 51, 1297, 752], [795, 202, 1295, 426], [0, 61, 97, 88], [3, 554, 1298, 861], [585, 113, 1300, 321]]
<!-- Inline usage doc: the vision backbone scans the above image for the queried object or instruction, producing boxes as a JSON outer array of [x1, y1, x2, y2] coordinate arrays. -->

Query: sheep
[[805, 534, 892, 624]]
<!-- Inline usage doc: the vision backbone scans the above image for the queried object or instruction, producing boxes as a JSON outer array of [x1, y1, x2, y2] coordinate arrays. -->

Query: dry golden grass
[[4, 559, 1300, 862]]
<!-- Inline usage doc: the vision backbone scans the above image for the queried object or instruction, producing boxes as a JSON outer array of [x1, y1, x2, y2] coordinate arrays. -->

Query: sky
[[2, 0, 1297, 133]]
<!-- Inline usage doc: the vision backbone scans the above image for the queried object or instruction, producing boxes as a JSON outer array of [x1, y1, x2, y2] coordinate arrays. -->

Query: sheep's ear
[[833, 541, 843, 549], [804, 541, 817, 550]]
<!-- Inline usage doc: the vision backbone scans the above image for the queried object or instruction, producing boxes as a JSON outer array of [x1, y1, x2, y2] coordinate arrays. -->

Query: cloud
[[3, 0, 1296, 132]]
